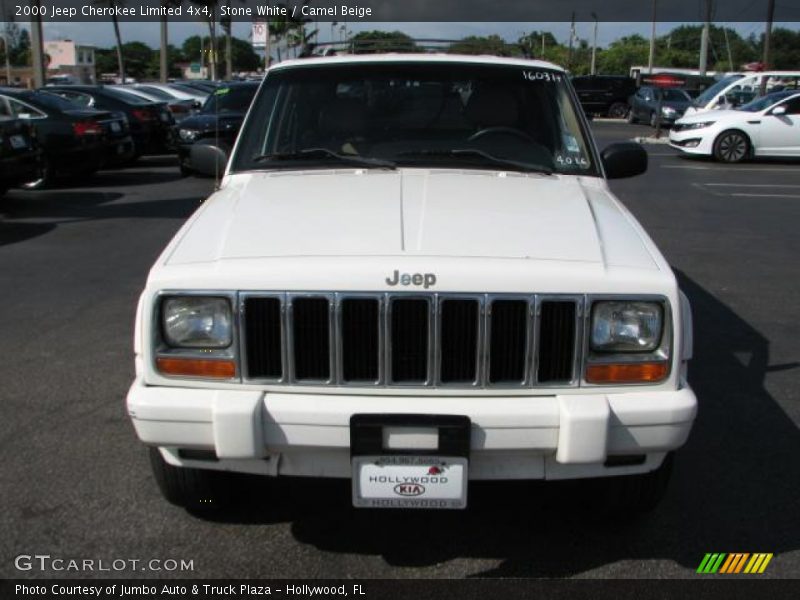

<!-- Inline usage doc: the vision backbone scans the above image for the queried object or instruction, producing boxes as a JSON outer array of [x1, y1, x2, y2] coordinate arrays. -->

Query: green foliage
[[0, 22, 31, 66], [448, 35, 522, 57], [350, 31, 418, 53]]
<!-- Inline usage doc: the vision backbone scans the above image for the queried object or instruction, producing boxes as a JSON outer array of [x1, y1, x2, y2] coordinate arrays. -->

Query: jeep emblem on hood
[[386, 270, 437, 289]]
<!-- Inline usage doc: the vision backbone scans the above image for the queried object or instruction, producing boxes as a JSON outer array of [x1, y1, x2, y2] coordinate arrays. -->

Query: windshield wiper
[[253, 148, 396, 170], [397, 149, 553, 175]]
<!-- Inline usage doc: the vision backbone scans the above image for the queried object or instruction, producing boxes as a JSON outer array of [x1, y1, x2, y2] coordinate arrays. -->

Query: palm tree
[[190, 0, 219, 80], [159, 0, 183, 82], [94, 0, 126, 83]]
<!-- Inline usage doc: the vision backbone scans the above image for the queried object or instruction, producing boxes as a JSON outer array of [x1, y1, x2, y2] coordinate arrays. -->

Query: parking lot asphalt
[[1, 123, 798, 580]]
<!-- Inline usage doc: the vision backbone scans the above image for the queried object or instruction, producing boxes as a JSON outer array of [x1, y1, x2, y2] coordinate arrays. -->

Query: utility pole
[[567, 11, 575, 69], [541, 33, 545, 60], [160, 16, 168, 83], [763, 0, 775, 69], [698, 0, 712, 76], [648, 0, 657, 74], [29, 1, 46, 88], [723, 25, 734, 72], [590, 13, 598, 75]]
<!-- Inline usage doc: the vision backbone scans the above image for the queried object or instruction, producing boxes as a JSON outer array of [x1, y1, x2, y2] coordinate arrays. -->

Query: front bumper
[[127, 380, 697, 480], [669, 128, 715, 156]]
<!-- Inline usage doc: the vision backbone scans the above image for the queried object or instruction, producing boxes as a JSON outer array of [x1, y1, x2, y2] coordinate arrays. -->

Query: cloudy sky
[[34, 20, 796, 50]]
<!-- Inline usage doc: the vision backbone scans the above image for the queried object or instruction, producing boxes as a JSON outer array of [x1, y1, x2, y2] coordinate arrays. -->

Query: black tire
[[713, 130, 750, 163], [148, 447, 232, 511], [593, 453, 674, 515], [608, 102, 629, 119], [22, 155, 54, 190]]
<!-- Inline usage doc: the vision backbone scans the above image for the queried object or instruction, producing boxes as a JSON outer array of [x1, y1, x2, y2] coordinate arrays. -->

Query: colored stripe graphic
[[699, 553, 773, 574]]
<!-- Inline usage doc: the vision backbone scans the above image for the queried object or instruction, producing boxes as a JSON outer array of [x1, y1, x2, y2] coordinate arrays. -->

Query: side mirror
[[601, 142, 648, 179], [190, 141, 228, 177], [771, 105, 788, 116]]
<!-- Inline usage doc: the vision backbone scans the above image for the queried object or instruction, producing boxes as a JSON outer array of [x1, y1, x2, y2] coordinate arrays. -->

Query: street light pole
[[590, 13, 598, 75], [648, 0, 657, 74], [30, 1, 46, 88]]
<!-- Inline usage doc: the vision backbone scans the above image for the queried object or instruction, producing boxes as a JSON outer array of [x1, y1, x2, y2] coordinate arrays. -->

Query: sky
[[32, 20, 797, 51]]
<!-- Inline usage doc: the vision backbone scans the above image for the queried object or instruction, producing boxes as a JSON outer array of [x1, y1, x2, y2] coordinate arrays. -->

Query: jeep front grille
[[242, 293, 581, 388]]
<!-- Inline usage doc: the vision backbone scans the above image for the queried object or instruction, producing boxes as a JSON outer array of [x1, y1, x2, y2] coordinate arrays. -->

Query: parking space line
[[730, 193, 800, 198], [662, 164, 800, 173], [707, 183, 800, 188]]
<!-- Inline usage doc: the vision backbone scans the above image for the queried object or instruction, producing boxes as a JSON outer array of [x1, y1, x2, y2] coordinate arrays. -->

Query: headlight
[[661, 106, 677, 116], [178, 128, 199, 142], [591, 301, 663, 353], [678, 121, 715, 131], [162, 296, 232, 348]]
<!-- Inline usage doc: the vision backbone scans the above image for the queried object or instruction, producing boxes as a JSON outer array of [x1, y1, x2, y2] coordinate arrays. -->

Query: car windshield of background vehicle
[[200, 86, 257, 114], [27, 91, 84, 112], [660, 89, 691, 101], [102, 87, 151, 105], [232, 63, 597, 176], [738, 91, 795, 112], [693, 74, 744, 106]]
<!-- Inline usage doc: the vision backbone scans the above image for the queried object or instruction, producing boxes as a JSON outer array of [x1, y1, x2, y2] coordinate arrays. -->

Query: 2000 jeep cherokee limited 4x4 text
[[127, 55, 697, 513]]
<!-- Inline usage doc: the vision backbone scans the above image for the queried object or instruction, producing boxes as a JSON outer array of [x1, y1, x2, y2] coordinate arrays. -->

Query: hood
[[164, 169, 657, 271], [677, 109, 741, 123]]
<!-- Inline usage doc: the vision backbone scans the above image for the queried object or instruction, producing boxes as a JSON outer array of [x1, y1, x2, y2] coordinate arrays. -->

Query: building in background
[[43, 40, 96, 84]]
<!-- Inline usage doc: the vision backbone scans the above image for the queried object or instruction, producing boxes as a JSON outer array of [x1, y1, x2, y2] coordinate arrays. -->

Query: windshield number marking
[[522, 70, 562, 83], [555, 154, 589, 167]]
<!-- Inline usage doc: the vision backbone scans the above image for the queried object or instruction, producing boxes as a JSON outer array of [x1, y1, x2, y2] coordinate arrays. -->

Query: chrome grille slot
[[537, 300, 577, 383], [291, 297, 331, 381], [341, 298, 380, 383], [488, 299, 529, 384], [242, 292, 581, 389], [243, 296, 283, 379], [439, 298, 480, 384], [389, 297, 430, 384]]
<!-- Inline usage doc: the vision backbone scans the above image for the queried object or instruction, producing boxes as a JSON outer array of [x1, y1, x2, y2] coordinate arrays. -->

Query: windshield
[[659, 88, 691, 102], [694, 74, 744, 106], [232, 62, 596, 175], [27, 91, 87, 112], [738, 91, 794, 112], [102, 87, 152, 105], [201, 85, 257, 114]]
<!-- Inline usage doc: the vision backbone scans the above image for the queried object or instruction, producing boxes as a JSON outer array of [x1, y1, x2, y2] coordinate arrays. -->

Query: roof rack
[[303, 38, 531, 58]]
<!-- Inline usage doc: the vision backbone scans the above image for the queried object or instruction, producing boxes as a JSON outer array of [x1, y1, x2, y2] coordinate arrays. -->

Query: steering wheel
[[468, 126, 537, 144]]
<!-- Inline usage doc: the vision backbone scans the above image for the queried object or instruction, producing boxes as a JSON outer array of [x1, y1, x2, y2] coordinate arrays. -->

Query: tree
[[159, 0, 183, 82], [350, 31, 417, 54], [0, 22, 31, 66], [190, 0, 220, 79], [119, 41, 155, 80], [94, 0, 127, 82], [183, 35, 259, 72], [518, 31, 558, 60], [448, 35, 522, 57], [597, 35, 650, 75]]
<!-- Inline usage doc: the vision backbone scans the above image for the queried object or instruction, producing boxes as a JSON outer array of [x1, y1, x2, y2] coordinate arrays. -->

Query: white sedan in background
[[670, 91, 800, 162]]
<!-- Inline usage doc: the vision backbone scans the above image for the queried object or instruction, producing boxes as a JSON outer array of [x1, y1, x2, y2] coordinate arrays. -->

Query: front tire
[[594, 453, 674, 515], [608, 102, 629, 119], [22, 156, 54, 190], [713, 130, 750, 163], [149, 447, 232, 511]]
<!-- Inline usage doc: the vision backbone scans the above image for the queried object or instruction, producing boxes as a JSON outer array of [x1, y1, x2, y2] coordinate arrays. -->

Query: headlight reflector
[[178, 128, 199, 142], [591, 301, 662, 353], [162, 296, 232, 348]]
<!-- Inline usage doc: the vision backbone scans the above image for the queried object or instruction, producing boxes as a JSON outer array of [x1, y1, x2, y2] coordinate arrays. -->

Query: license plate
[[352, 455, 468, 509], [9, 135, 27, 149], [110, 121, 121, 133]]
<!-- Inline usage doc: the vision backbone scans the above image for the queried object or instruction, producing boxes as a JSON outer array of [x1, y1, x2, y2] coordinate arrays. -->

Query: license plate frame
[[9, 135, 27, 149], [350, 414, 471, 510], [352, 455, 468, 509]]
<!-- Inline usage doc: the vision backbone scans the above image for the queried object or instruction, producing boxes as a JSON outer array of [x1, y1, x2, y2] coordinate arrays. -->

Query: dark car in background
[[45, 85, 174, 157], [174, 82, 259, 176], [0, 88, 125, 188], [572, 75, 637, 118], [0, 116, 40, 197], [628, 86, 694, 127]]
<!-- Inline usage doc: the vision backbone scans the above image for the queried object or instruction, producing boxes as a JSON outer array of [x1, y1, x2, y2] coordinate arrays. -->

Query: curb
[[633, 136, 671, 145]]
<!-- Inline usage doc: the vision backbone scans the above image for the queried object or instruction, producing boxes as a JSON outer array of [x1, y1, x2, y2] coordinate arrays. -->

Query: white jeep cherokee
[[127, 55, 697, 513]]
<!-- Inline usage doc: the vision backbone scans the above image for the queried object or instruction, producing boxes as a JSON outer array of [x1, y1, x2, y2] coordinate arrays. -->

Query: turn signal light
[[156, 357, 236, 379], [586, 361, 668, 384]]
